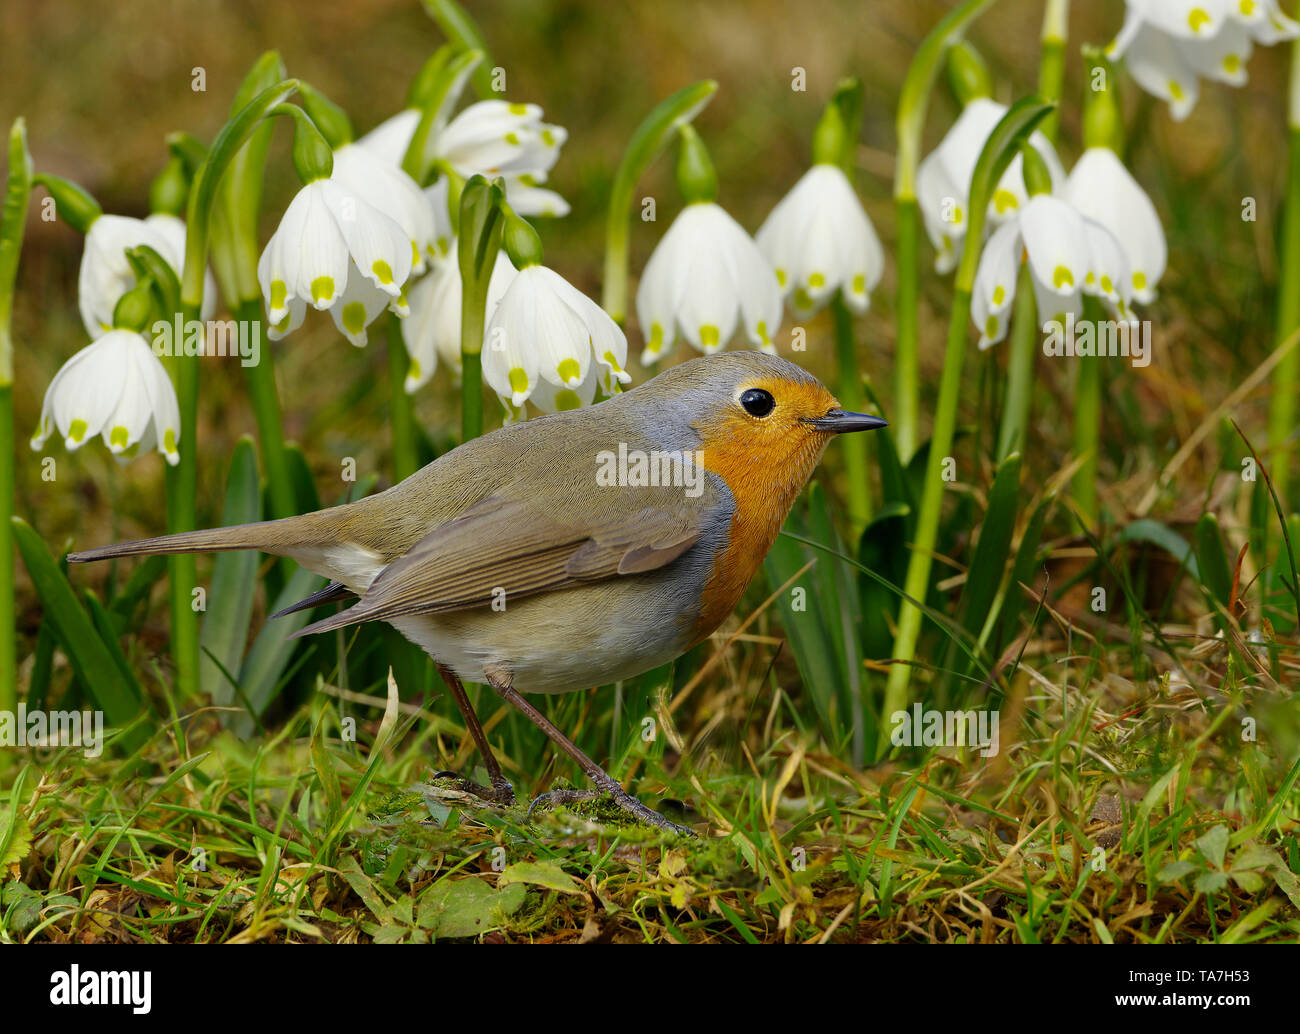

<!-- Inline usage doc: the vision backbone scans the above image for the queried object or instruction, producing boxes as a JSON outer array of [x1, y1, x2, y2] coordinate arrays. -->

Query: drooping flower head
[[31, 281, 181, 465], [483, 209, 629, 419], [257, 106, 415, 347], [757, 84, 886, 319], [637, 125, 782, 364]]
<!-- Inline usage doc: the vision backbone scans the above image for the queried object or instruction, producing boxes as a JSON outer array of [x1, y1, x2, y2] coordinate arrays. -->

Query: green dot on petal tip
[[1133, 271, 1147, 291], [371, 260, 393, 285], [650, 322, 665, 346], [508, 367, 529, 394], [1052, 266, 1074, 289], [554, 389, 581, 411], [68, 419, 88, 443], [270, 279, 288, 310], [542, 129, 556, 147], [164, 429, 177, 453], [110, 425, 129, 449], [756, 320, 770, 346], [1188, 8, 1210, 32], [311, 276, 335, 303], [1168, 80, 1184, 100], [504, 132, 520, 146], [508, 102, 528, 116], [992, 190, 1018, 214], [603, 350, 624, 372], [408, 358, 421, 381], [808, 272, 825, 288], [985, 316, 998, 338], [992, 285, 1006, 305], [556, 358, 581, 383], [342, 302, 367, 335], [775, 269, 787, 287], [852, 274, 866, 294], [699, 325, 720, 347]]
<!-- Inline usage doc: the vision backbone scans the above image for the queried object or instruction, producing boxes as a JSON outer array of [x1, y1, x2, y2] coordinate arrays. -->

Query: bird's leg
[[435, 664, 515, 806], [483, 667, 694, 837]]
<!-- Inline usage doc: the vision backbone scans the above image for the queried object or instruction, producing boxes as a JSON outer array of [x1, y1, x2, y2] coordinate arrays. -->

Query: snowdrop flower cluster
[[1109, 0, 1300, 120], [918, 96, 1065, 274], [971, 150, 1139, 351]]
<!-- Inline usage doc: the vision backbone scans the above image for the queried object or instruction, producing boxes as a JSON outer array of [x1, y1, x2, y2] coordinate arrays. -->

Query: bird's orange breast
[[688, 382, 835, 644]]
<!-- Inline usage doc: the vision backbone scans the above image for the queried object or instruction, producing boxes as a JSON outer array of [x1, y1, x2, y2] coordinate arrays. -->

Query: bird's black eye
[[740, 388, 775, 418]]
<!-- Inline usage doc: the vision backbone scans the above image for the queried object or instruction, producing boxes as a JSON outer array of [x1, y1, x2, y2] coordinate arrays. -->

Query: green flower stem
[[1269, 38, 1300, 511], [235, 297, 295, 520], [1038, 0, 1069, 143], [893, 0, 997, 459], [1072, 300, 1104, 526], [165, 78, 299, 702], [421, 0, 496, 99], [458, 176, 505, 442], [995, 271, 1039, 461], [388, 314, 418, 481], [833, 294, 872, 538], [0, 120, 32, 719], [995, 1, 1068, 462], [882, 98, 1054, 753], [893, 197, 921, 458], [602, 81, 716, 325]]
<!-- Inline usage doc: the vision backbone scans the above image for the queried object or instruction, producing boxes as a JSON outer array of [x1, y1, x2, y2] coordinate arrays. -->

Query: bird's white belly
[[386, 580, 697, 694]]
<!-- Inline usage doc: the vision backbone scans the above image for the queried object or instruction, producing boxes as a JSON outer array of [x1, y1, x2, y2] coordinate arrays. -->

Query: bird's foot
[[430, 769, 515, 807], [527, 784, 695, 837]]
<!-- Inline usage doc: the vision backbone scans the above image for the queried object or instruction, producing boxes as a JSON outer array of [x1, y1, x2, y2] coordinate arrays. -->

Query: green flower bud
[[34, 173, 101, 234], [500, 206, 544, 268], [112, 277, 155, 333], [150, 154, 189, 217], [299, 81, 354, 149], [279, 105, 334, 183], [947, 42, 993, 106], [675, 124, 717, 204], [1021, 142, 1053, 197]]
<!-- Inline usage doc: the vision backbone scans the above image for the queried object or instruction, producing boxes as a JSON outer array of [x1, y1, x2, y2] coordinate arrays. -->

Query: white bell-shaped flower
[[756, 164, 885, 319], [401, 246, 518, 392], [330, 143, 437, 275], [637, 202, 782, 364], [257, 178, 413, 345], [483, 264, 629, 411], [360, 100, 569, 220], [972, 194, 1138, 350], [30, 329, 181, 465], [1063, 148, 1167, 305], [1109, 0, 1299, 120], [77, 213, 215, 337], [917, 97, 1066, 274]]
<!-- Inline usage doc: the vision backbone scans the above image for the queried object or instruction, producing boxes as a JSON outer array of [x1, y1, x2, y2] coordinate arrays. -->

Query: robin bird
[[68, 350, 886, 835]]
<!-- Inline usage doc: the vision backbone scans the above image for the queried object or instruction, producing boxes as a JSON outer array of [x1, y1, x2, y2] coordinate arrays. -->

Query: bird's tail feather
[[67, 519, 304, 564]]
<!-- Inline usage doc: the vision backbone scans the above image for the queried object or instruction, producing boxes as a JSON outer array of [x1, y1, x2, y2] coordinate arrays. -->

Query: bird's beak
[[802, 408, 889, 433]]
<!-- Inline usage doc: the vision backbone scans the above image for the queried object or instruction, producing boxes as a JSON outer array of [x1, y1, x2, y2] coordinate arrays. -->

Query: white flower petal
[[1064, 148, 1166, 303], [1019, 195, 1090, 299]]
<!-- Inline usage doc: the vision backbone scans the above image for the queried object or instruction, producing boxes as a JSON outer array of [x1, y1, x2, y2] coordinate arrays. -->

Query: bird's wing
[[291, 491, 708, 637]]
